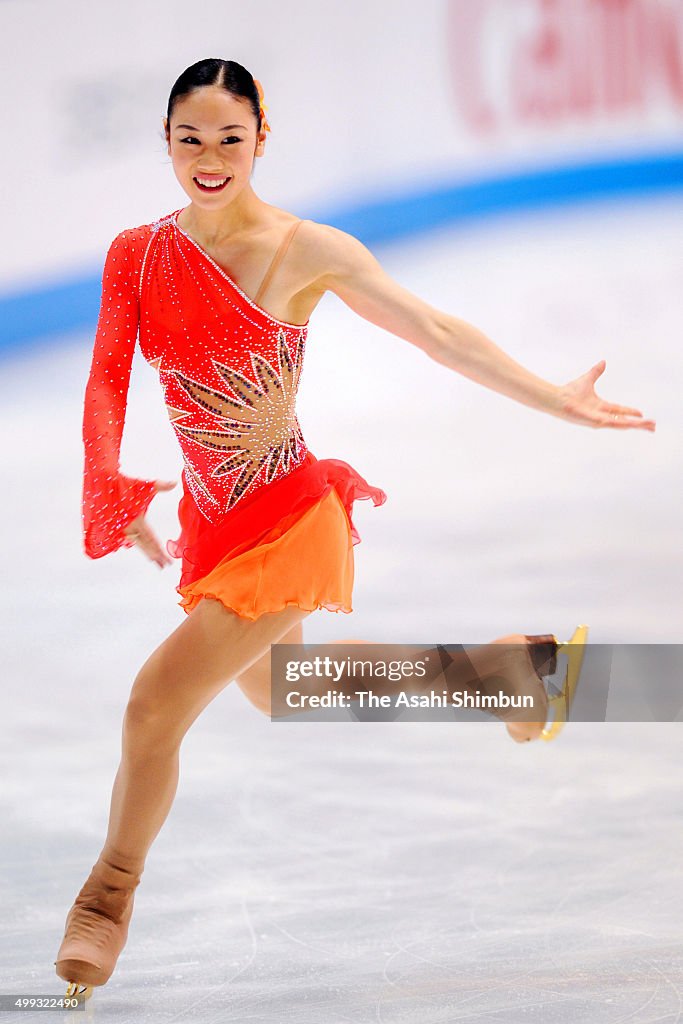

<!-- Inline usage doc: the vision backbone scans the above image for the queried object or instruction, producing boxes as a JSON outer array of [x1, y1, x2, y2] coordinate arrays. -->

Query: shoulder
[[116, 215, 164, 250], [105, 212, 172, 270], [297, 218, 372, 264], [294, 218, 381, 291]]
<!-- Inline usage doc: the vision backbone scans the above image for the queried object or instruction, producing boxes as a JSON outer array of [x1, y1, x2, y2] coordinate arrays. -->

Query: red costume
[[81, 208, 386, 618]]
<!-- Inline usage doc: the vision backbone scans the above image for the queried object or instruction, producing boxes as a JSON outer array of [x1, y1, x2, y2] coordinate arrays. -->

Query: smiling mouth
[[193, 176, 231, 192]]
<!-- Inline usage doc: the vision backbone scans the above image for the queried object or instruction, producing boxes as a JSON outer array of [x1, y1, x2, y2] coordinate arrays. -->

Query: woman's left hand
[[557, 360, 656, 431]]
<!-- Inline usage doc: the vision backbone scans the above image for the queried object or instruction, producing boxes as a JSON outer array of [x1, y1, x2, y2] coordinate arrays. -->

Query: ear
[[162, 116, 171, 153], [254, 124, 267, 156]]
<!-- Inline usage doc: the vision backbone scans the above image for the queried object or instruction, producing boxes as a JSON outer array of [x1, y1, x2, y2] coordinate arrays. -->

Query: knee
[[235, 664, 272, 717], [123, 676, 181, 754], [237, 687, 272, 717]]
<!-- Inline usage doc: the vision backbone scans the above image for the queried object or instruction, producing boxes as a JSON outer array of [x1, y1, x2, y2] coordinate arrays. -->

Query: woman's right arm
[[81, 230, 165, 559]]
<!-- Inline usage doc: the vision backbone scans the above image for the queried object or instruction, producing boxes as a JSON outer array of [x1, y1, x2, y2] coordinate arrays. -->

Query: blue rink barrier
[[2, 149, 683, 358]]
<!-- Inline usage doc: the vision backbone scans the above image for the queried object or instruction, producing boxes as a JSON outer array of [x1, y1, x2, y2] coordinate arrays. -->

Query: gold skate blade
[[541, 624, 589, 742], [65, 981, 93, 1002]]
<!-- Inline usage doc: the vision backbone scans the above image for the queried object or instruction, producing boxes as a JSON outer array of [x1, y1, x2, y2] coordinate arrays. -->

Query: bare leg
[[469, 635, 550, 744], [234, 628, 448, 715], [234, 618, 305, 716], [235, 631, 549, 743], [102, 598, 312, 869], [55, 598, 315, 991]]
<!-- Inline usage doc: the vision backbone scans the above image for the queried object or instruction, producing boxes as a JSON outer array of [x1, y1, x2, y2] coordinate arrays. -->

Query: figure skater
[[54, 58, 655, 1001]]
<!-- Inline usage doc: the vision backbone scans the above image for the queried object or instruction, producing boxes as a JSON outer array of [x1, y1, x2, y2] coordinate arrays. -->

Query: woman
[[54, 57, 655, 1001]]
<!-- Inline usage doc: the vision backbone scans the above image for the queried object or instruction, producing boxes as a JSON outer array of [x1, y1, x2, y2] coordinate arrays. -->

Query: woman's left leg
[[234, 617, 305, 715], [235, 627, 549, 742], [234, 627, 454, 715]]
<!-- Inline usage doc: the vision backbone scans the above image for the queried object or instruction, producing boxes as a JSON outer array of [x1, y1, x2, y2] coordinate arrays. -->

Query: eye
[[178, 136, 242, 145]]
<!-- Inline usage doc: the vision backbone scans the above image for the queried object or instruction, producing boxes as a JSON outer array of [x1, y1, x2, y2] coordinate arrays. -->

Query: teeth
[[196, 176, 228, 188]]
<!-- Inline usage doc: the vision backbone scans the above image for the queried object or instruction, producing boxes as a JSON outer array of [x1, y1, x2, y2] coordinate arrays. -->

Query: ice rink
[[2, 192, 682, 1022]]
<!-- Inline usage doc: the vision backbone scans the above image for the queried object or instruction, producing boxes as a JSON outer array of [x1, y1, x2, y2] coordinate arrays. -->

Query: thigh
[[129, 597, 312, 736], [233, 617, 305, 714]]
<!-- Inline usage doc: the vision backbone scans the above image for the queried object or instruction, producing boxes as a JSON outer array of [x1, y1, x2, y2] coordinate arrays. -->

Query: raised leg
[[234, 618, 305, 715], [235, 631, 549, 742], [235, 629, 453, 715], [468, 634, 550, 744]]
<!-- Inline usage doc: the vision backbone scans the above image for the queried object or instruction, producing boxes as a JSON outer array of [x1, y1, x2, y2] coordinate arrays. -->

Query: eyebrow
[[175, 123, 247, 131]]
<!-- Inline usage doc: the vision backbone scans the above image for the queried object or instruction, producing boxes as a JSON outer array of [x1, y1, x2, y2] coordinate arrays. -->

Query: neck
[[180, 185, 269, 244]]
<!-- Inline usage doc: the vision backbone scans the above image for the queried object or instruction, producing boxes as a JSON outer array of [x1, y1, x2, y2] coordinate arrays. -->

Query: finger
[[628, 419, 656, 430], [590, 359, 606, 381], [144, 537, 173, 568], [125, 510, 173, 566], [604, 415, 656, 430], [146, 543, 173, 568], [133, 530, 173, 567], [154, 479, 178, 492], [604, 404, 643, 417]]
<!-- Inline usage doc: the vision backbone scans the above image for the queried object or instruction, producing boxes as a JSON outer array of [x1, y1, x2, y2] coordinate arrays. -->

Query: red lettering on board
[[447, 0, 683, 134]]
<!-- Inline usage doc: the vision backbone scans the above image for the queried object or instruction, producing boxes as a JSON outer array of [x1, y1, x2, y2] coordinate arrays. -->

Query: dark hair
[[165, 58, 263, 135]]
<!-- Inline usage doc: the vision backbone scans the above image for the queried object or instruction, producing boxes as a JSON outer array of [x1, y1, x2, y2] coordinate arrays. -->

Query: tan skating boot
[[54, 851, 143, 1001]]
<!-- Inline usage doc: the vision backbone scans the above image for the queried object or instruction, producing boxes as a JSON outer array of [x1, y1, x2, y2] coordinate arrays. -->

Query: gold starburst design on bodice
[[171, 329, 306, 510]]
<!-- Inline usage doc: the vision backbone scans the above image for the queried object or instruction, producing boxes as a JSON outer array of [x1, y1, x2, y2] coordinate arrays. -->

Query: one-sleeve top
[[81, 209, 387, 582]]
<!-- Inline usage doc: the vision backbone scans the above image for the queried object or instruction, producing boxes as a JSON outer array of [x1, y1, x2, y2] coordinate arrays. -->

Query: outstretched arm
[[311, 224, 655, 432]]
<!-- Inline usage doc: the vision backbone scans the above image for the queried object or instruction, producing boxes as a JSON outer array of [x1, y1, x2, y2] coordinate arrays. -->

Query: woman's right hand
[[123, 480, 177, 568]]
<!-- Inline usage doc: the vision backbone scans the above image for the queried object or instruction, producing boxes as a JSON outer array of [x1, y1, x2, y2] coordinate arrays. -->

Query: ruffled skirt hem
[[189, 596, 354, 621], [168, 454, 386, 619]]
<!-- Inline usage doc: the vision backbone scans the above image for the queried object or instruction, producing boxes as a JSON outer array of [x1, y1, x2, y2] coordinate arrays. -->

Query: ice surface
[[1, 193, 681, 1022]]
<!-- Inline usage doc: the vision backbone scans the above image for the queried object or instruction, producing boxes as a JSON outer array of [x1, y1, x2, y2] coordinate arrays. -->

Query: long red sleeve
[[81, 230, 159, 559]]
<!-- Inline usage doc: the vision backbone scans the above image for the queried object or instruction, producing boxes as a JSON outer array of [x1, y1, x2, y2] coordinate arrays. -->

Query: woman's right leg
[[56, 598, 313, 991], [102, 598, 312, 868]]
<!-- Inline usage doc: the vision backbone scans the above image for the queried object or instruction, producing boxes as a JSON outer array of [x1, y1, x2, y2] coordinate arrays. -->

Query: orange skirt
[[176, 487, 354, 619], [167, 452, 387, 620]]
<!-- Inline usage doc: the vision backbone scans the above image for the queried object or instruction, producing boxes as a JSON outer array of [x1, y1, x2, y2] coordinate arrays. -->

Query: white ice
[[1, 192, 682, 1022]]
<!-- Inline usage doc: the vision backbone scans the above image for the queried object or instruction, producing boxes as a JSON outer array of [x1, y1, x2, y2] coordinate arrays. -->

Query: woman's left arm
[[312, 225, 655, 432]]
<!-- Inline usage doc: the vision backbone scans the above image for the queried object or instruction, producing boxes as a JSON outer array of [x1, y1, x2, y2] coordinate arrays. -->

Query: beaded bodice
[[81, 208, 311, 557]]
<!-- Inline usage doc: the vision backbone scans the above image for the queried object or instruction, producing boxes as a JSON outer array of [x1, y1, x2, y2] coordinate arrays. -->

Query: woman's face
[[165, 85, 265, 207]]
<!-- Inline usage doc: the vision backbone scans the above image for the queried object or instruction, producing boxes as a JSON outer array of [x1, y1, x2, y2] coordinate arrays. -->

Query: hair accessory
[[253, 78, 272, 133]]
